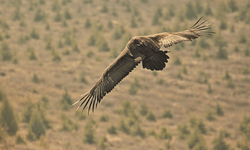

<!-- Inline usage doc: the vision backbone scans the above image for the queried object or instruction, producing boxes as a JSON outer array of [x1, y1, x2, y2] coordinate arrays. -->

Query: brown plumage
[[72, 17, 214, 113]]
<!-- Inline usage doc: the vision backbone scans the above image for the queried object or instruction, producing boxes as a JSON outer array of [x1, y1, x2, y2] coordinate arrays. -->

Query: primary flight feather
[[72, 17, 214, 113]]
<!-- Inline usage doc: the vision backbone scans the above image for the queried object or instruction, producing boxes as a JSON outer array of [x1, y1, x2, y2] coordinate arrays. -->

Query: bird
[[72, 17, 214, 113]]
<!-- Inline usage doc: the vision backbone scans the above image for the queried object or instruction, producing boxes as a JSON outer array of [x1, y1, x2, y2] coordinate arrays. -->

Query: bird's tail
[[189, 17, 214, 37]]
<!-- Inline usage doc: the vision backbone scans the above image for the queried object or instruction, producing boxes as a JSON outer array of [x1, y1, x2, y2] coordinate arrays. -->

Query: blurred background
[[0, 0, 250, 149]]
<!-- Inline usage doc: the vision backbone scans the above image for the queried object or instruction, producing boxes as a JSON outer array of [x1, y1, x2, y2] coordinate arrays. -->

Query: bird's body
[[73, 17, 214, 113]]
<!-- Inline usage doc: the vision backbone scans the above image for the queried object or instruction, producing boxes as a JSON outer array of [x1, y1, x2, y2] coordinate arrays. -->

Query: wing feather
[[151, 17, 214, 48], [73, 53, 141, 113]]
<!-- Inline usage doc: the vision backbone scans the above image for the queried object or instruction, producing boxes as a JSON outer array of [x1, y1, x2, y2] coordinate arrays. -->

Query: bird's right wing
[[72, 53, 142, 113]]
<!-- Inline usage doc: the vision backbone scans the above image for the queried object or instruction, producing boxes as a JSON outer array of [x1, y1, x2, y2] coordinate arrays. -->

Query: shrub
[[64, 9, 72, 20], [28, 111, 46, 140], [158, 127, 172, 140], [188, 129, 207, 150], [129, 78, 141, 95], [52, 0, 61, 12], [242, 67, 250, 75], [162, 109, 173, 119], [58, 39, 64, 48], [80, 72, 88, 84], [152, 12, 160, 26], [207, 83, 213, 94], [52, 50, 61, 62], [98, 136, 108, 150], [146, 111, 156, 122], [244, 47, 250, 57], [83, 120, 95, 144], [216, 46, 228, 60], [212, 132, 230, 150], [185, 1, 197, 20], [87, 34, 96, 46], [228, 0, 238, 12], [107, 125, 117, 135], [139, 103, 149, 116], [29, 50, 37, 60], [13, 7, 22, 21], [239, 33, 247, 44], [0, 88, 7, 102], [110, 48, 119, 58], [131, 125, 146, 138], [239, 116, 250, 140], [75, 111, 86, 120], [130, 17, 137, 28], [1, 98, 18, 136], [213, 34, 227, 48], [97, 38, 110, 52], [206, 111, 216, 121], [118, 120, 130, 134], [32, 74, 39, 83], [30, 28, 40, 39], [84, 18, 91, 29], [34, 8, 46, 22], [101, 3, 108, 13], [227, 79, 235, 89], [99, 115, 109, 122], [16, 134, 26, 144], [197, 120, 207, 134], [216, 103, 224, 116], [60, 88, 73, 110], [1, 42, 12, 61], [173, 56, 182, 65], [60, 114, 78, 131], [219, 19, 228, 30], [54, 11, 62, 22], [177, 124, 190, 139]]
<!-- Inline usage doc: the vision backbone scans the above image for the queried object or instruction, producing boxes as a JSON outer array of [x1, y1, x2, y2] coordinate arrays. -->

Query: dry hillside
[[0, 0, 250, 150]]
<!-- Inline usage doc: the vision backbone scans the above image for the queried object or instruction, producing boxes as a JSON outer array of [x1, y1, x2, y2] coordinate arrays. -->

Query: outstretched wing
[[149, 17, 214, 48], [73, 52, 142, 113]]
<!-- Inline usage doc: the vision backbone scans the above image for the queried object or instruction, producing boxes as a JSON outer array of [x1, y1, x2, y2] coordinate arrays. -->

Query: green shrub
[[239, 33, 247, 44], [87, 50, 94, 58], [219, 19, 228, 30], [1, 42, 12, 61], [242, 67, 250, 75], [101, 3, 108, 13], [32, 74, 39, 83], [30, 28, 40, 39], [139, 103, 149, 116], [227, 79, 235, 89], [83, 120, 95, 144], [0, 88, 7, 102], [173, 56, 182, 65], [28, 111, 46, 140], [84, 18, 91, 29], [216, 103, 224, 116], [239, 116, 250, 140], [185, 1, 197, 20], [29, 50, 37, 60], [162, 109, 173, 119], [129, 78, 141, 95], [13, 7, 22, 21], [64, 9, 72, 20], [52, 0, 61, 12], [188, 129, 207, 150], [212, 131, 230, 150], [228, 0, 238, 12], [130, 17, 137, 28], [1, 98, 18, 136], [158, 127, 172, 140], [207, 83, 213, 94], [97, 38, 110, 52], [244, 47, 250, 57], [99, 115, 109, 122], [177, 124, 190, 139], [98, 136, 108, 150], [60, 88, 73, 110], [216, 46, 228, 60], [152, 11, 160, 26], [131, 125, 146, 138], [107, 125, 117, 135], [52, 50, 61, 62], [60, 114, 78, 131], [87, 34, 96, 46], [15, 134, 26, 144], [197, 120, 207, 134], [118, 120, 130, 134], [110, 48, 119, 58], [206, 111, 216, 121], [54, 11, 62, 22], [80, 72, 88, 84], [213, 34, 227, 48], [58, 39, 64, 48], [146, 111, 156, 122], [34, 8, 46, 22]]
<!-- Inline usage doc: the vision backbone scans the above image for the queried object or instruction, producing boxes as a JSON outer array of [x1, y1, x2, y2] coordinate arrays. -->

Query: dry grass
[[0, 0, 250, 149]]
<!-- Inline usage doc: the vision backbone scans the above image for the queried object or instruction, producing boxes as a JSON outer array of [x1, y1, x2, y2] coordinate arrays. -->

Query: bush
[[98, 136, 108, 150], [228, 0, 238, 12], [207, 83, 213, 94], [139, 103, 149, 116], [188, 129, 207, 150], [185, 1, 197, 20], [177, 124, 190, 139], [32, 74, 39, 83], [34, 8, 46, 22], [162, 109, 173, 118], [16, 134, 26, 144], [97, 38, 110, 52], [30, 28, 40, 39], [75, 111, 86, 120], [212, 132, 230, 150], [173, 56, 182, 65], [216, 46, 228, 60], [131, 125, 146, 138], [99, 115, 109, 122], [1, 42, 12, 61], [129, 78, 141, 95], [239, 116, 250, 140], [239, 33, 247, 44], [0, 88, 7, 102], [158, 127, 172, 140], [64, 9, 72, 20], [101, 3, 108, 13], [54, 11, 62, 22], [219, 19, 228, 30], [130, 17, 137, 28], [87, 34, 96, 46], [29, 50, 37, 60], [118, 120, 130, 134], [51, 50, 61, 62], [60, 88, 73, 110], [206, 111, 216, 121], [83, 120, 95, 144], [197, 120, 207, 134], [1, 98, 18, 136], [146, 111, 156, 122], [216, 103, 224, 116], [52, 0, 61, 12], [60, 114, 78, 131], [107, 125, 117, 135], [28, 111, 46, 140], [205, 3, 213, 16]]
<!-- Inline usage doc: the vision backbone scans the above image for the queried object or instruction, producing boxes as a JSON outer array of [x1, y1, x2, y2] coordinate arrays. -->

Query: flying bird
[[72, 17, 214, 113]]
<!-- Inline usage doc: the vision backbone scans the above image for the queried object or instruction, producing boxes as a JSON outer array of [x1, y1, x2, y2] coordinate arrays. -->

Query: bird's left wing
[[149, 17, 214, 48], [72, 53, 142, 113]]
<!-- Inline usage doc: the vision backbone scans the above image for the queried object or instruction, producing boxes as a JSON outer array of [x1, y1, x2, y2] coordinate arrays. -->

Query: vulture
[[72, 17, 214, 113]]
